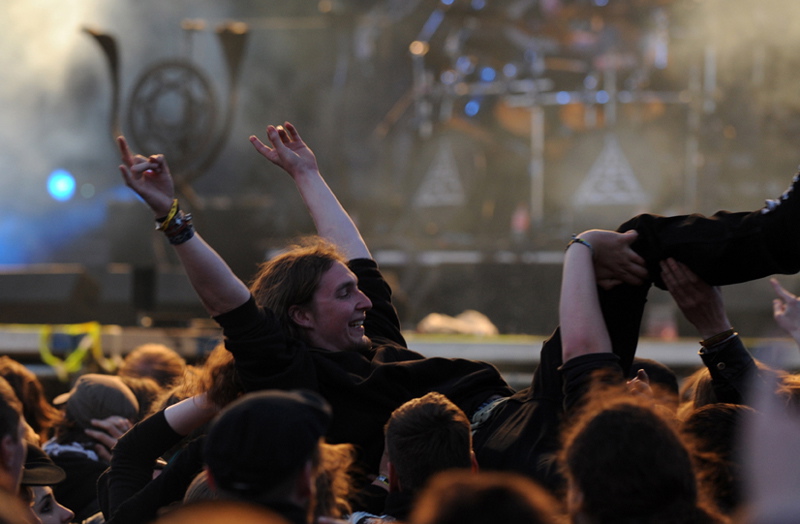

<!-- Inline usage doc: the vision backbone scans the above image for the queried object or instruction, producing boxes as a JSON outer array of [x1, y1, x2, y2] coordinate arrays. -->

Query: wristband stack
[[155, 199, 195, 245]]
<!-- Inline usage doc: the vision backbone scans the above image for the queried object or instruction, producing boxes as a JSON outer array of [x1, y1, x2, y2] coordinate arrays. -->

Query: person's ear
[[204, 466, 217, 492], [0, 434, 13, 470], [567, 478, 585, 515], [470, 450, 479, 473], [289, 305, 314, 328], [294, 459, 315, 500], [388, 461, 401, 492]]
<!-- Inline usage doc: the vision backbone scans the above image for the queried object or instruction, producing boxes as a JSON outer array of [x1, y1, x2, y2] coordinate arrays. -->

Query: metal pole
[[530, 105, 545, 227]]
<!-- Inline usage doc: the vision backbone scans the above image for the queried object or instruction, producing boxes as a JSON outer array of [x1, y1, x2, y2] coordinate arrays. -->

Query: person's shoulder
[[370, 338, 425, 362]]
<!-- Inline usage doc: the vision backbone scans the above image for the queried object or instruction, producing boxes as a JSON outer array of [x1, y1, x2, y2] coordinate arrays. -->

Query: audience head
[[153, 500, 291, 524], [384, 392, 474, 494], [314, 442, 356, 520], [0, 377, 26, 494], [198, 343, 244, 409], [681, 403, 753, 516], [249, 237, 347, 341], [560, 391, 723, 523], [0, 357, 60, 441], [204, 389, 332, 521], [410, 470, 561, 524], [118, 343, 186, 389], [0, 489, 36, 524], [118, 375, 161, 420], [19, 444, 73, 524], [183, 471, 217, 505], [53, 374, 138, 446]]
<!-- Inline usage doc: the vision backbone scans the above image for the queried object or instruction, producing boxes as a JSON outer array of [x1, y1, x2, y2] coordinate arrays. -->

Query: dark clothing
[[588, 203, 800, 377], [50, 452, 108, 522], [382, 491, 414, 522], [216, 259, 515, 476], [623, 206, 800, 290], [102, 410, 205, 524], [351, 490, 414, 523], [699, 335, 759, 405], [217, 259, 619, 492], [218, 196, 800, 495]]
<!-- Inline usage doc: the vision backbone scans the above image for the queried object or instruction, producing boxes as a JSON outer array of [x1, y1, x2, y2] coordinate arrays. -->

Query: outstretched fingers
[[771, 277, 797, 302], [117, 136, 134, 167], [284, 121, 301, 141]]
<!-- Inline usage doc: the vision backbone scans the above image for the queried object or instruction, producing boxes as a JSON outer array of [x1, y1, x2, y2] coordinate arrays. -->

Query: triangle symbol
[[413, 138, 466, 208], [573, 134, 649, 206]]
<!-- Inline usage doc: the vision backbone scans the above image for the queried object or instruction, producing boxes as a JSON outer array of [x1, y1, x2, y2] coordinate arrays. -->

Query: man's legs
[[624, 172, 800, 288]]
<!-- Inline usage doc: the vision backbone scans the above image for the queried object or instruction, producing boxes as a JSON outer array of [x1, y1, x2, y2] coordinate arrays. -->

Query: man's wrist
[[699, 328, 736, 349]]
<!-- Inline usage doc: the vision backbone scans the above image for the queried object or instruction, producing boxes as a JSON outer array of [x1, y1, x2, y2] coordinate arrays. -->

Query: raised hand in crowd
[[661, 257, 732, 340], [581, 229, 649, 289], [249, 122, 320, 181], [250, 122, 370, 260], [770, 278, 800, 346], [116, 135, 250, 316], [117, 136, 174, 218]]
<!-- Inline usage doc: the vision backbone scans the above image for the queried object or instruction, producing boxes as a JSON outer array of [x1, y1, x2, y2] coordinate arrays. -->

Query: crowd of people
[[2, 123, 800, 523]]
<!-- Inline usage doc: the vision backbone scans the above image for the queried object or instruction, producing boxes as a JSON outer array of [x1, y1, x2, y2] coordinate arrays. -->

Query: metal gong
[[125, 60, 218, 170]]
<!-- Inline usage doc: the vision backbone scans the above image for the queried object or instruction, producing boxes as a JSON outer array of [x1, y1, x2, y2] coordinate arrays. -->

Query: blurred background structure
[[2, 0, 800, 347]]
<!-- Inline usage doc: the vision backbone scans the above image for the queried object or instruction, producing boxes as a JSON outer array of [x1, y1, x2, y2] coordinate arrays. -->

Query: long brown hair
[[249, 236, 346, 341]]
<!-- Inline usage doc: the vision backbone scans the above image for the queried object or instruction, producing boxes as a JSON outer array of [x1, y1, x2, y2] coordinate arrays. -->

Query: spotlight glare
[[48, 169, 76, 202], [556, 91, 571, 104], [596, 90, 610, 104], [409, 40, 430, 56], [465, 99, 481, 117]]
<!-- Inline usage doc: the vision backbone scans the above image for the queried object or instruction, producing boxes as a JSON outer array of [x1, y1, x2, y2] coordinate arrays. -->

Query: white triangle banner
[[413, 138, 466, 208], [573, 134, 649, 206]]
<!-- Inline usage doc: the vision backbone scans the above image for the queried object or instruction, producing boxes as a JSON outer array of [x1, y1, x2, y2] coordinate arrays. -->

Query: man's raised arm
[[249, 122, 371, 261], [117, 137, 251, 317]]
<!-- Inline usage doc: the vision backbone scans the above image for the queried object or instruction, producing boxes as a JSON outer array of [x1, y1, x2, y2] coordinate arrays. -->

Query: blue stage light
[[556, 91, 571, 104], [480, 67, 496, 82], [48, 169, 76, 201]]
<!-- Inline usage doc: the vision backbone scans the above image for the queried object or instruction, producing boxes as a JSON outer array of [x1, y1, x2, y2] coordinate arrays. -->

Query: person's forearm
[[172, 233, 252, 317], [163, 393, 217, 436], [560, 235, 612, 362], [293, 169, 371, 260]]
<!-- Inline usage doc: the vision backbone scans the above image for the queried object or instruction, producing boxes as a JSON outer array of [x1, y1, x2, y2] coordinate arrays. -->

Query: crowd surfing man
[[117, 122, 800, 492]]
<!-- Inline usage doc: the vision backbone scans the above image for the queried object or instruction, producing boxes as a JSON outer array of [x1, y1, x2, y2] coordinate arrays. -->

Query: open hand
[[250, 122, 319, 178], [771, 278, 800, 341], [661, 258, 730, 339], [84, 415, 133, 463]]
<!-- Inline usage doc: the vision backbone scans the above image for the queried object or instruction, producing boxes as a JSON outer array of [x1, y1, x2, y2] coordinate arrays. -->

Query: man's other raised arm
[[250, 122, 371, 261], [117, 137, 250, 317]]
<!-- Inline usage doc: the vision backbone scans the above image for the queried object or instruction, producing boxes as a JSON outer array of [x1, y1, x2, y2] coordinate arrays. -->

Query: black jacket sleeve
[[103, 410, 205, 524]]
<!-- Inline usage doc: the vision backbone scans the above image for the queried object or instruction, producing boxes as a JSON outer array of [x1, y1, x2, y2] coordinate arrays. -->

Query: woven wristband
[[566, 235, 594, 256], [156, 199, 180, 231]]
